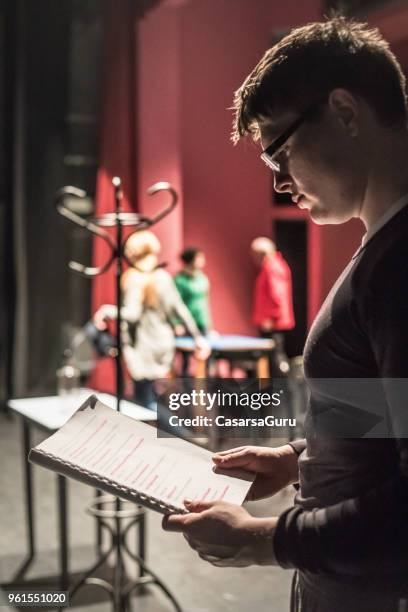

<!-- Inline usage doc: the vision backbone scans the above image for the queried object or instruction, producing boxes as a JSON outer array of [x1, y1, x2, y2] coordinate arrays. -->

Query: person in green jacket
[[174, 247, 213, 375]]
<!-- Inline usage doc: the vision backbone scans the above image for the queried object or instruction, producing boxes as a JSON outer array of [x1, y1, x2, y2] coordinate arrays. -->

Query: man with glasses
[[163, 16, 408, 612]]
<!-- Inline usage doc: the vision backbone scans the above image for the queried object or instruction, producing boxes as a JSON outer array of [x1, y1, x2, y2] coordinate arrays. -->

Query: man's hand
[[213, 444, 299, 500], [162, 500, 278, 567]]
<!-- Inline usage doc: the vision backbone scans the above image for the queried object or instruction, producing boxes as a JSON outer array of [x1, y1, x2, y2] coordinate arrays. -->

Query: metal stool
[[69, 495, 182, 612]]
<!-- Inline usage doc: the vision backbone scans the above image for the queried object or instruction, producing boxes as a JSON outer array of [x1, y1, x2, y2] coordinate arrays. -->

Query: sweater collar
[[352, 192, 408, 259]]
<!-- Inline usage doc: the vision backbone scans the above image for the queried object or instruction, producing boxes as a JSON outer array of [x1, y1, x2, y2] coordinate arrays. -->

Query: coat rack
[[55, 177, 182, 612]]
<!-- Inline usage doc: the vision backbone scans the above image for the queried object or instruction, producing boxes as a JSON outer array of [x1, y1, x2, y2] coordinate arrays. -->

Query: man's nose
[[273, 169, 293, 194]]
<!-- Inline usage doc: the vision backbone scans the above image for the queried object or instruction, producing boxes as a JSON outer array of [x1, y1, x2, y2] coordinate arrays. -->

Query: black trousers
[[133, 379, 156, 410], [290, 572, 408, 612], [259, 330, 290, 378]]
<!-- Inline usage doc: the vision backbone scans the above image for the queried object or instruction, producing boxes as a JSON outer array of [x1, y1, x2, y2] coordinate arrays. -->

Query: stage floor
[[0, 409, 294, 612]]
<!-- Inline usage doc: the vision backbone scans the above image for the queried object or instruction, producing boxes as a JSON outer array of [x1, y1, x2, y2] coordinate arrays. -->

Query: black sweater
[[273, 205, 408, 592]]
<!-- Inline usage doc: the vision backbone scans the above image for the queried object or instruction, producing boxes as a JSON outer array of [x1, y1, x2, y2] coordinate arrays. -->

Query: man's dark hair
[[232, 16, 407, 143], [180, 247, 202, 265]]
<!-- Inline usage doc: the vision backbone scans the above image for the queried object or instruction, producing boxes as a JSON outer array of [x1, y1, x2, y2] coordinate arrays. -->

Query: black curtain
[[0, 0, 13, 406], [2, 0, 161, 401], [5, 0, 73, 398]]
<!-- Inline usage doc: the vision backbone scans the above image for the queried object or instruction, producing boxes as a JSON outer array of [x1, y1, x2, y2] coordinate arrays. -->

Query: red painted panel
[[138, 0, 322, 334], [180, 0, 322, 334], [137, 5, 184, 271]]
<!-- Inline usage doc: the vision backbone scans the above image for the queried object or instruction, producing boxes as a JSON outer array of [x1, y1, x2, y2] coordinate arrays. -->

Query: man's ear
[[328, 88, 359, 137]]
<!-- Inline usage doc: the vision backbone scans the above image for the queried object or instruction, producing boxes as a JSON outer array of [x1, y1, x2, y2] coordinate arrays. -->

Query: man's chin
[[308, 205, 327, 224], [309, 205, 347, 225]]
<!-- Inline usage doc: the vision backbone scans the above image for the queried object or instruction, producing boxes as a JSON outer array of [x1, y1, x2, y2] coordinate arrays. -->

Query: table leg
[[138, 510, 146, 578], [4, 420, 37, 583], [57, 475, 69, 591], [195, 358, 207, 378], [22, 421, 35, 558], [256, 356, 270, 379], [95, 489, 102, 555]]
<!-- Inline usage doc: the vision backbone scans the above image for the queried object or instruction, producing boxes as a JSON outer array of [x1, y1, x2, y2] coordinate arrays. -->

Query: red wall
[[138, 0, 322, 334], [137, 6, 184, 270]]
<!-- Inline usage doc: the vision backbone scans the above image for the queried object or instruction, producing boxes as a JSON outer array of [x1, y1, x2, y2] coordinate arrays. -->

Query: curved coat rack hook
[[145, 181, 178, 226], [55, 179, 179, 277], [122, 181, 179, 265], [55, 186, 116, 276]]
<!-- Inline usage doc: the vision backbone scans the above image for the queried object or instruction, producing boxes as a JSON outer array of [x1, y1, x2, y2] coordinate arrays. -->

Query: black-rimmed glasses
[[260, 101, 324, 172]]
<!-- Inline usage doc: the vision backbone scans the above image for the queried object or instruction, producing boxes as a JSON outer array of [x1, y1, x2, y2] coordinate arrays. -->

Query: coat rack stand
[[56, 177, 182, 612]]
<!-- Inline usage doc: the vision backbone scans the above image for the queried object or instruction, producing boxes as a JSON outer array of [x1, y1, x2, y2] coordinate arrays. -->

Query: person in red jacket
[[251, 236, 295, 376]]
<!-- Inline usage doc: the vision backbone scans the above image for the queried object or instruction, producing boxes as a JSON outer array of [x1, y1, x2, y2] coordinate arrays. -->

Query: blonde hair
[[123, 231, 161, 308]]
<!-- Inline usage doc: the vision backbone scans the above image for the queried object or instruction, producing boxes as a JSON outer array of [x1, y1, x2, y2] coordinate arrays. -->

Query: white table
[[8, 389, 156, 430], [7, 391, 155, 590]]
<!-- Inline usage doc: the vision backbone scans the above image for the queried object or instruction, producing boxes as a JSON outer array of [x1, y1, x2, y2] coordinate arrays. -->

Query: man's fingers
[[183, 499, 215, 512], [213, 449, 253, 468], [183, 534, 212, 554], [183, 533, 232, 556], [198, 552, 223, 563], [162, 512, 193, 532], [183, 533, 193, 546], [197, 551, 243, 567], [213, 446, 248, 457], [163, 502, 213, 532]]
